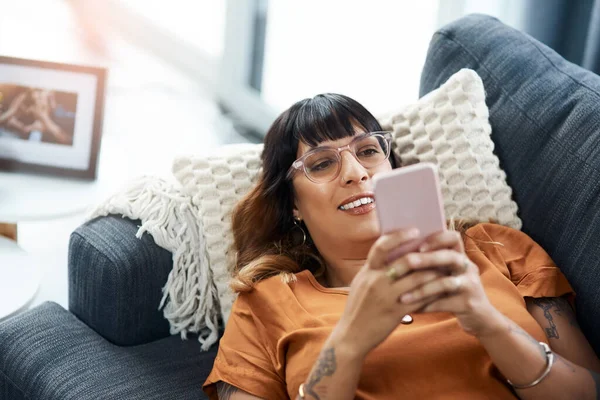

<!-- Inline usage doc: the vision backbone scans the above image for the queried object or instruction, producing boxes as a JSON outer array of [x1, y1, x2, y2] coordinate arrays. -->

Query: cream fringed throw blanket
[[88, 177, 220, 351]]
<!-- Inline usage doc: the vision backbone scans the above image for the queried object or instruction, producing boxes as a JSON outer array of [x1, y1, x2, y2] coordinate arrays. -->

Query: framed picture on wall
[[0, 56, 107, 180]]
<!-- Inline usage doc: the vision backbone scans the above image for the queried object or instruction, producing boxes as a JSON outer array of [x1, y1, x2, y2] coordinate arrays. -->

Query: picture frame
[[0, 55, 107, 180]]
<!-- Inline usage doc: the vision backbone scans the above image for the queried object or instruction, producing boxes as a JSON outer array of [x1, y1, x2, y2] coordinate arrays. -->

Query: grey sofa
[[2, 13, 600, 400], [0, 216, 217, 400]]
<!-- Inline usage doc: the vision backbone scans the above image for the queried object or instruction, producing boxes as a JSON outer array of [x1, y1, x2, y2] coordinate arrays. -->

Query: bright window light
[[118, 0, 226, 59], [261, 1, 439, 115]]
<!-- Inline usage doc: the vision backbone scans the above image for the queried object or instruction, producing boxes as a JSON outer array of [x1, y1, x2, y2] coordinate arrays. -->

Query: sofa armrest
[[69, 215, 172, 346], [0, 302, 216, 400]]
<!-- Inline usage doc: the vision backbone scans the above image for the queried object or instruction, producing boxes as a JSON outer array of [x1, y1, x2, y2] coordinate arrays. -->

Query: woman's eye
[[357, 147, 380, 157], [311, 159, 335, 171]]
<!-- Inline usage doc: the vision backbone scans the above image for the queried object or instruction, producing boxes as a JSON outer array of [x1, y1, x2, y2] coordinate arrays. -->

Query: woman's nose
[[339, 151, 368, 185]]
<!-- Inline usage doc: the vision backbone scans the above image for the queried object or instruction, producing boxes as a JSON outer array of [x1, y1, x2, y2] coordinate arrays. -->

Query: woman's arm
[[526, 296, 600, 371], [220, 325, 365, 400], [399, 229, 600, 399], [476, 297, 600, 400], [215, 382, 263, 400], [293, 324, 365, 400]]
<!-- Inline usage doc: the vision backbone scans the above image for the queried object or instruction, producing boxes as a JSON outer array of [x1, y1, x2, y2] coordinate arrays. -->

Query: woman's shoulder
[[465, 222, 530, 243], [233, 270, 311, 310], [228, 271, 316, 336], [466, 225, 573, 299], [465, 222, 553, 266]]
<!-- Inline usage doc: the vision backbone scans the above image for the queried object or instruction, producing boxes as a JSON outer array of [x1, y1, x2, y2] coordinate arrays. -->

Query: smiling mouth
[[338, 196, 375, 211]]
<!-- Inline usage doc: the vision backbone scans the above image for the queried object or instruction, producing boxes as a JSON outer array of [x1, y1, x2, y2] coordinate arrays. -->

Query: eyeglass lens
[[304, 135, 389, 182]]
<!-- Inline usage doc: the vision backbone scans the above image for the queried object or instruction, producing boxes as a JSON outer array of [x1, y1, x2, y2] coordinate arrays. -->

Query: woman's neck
[[322, 258, 366, 288], [313, 237, 375, 288]]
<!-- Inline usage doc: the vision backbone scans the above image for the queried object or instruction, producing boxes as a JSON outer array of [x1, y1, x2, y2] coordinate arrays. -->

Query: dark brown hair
[[230, 93, 391, 291]]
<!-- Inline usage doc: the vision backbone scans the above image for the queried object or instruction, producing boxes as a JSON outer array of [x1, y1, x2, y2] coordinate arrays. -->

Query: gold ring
[[386, 266, 398, 281]]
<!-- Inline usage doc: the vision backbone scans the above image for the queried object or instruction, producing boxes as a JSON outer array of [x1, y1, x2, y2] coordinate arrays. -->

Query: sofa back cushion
[[420, 14, 600, 355]]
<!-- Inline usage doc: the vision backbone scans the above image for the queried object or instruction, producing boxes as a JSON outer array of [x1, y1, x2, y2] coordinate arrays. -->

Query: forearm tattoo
[[532, 297, 577, 339], [304, 347, 337, 400]]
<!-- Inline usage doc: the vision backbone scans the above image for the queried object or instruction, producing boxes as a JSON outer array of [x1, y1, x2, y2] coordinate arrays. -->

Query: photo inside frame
[[0, 84, 78, 147]]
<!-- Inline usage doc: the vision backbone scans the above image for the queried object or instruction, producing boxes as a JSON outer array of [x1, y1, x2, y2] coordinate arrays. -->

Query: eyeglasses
[[286, 131, 393, 183]]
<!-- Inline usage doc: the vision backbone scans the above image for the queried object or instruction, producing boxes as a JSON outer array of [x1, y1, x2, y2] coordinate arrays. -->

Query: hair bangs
[[292, 94, 383, 147]]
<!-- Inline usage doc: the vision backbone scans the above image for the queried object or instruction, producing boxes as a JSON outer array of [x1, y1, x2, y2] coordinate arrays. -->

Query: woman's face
[[291, 131, 393, 250]]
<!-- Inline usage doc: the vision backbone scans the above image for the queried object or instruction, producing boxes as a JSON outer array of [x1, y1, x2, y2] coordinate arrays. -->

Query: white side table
[[0, 171, 114, 317], [0, 236, 41, 321], [0, 171, 111, 223]]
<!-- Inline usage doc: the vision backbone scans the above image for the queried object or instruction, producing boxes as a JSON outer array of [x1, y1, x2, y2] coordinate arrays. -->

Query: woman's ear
[[292, 208, 302, 221], [292, 196, 302, 221]]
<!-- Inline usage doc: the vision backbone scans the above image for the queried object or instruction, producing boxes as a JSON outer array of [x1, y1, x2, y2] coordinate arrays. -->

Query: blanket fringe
[[88, 176, 219, 350]]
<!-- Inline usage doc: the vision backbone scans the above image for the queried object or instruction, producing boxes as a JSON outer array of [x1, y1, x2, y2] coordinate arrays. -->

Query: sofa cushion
[[173, 69, 520, 324], [419, 13, 600, 356], [0, 302, 217, 400]]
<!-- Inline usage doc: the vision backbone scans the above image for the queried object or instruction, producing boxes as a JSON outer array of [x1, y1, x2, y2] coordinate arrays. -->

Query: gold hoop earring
[[293, 219, 307, 246]]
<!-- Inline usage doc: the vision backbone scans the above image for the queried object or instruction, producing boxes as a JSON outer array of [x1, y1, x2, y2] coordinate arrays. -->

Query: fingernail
[[401, 293, 414, 303]]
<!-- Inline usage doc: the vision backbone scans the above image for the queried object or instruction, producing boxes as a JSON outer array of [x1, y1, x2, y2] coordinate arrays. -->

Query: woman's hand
[[397, 230, 503, 337], [336, 228, 447, 359]]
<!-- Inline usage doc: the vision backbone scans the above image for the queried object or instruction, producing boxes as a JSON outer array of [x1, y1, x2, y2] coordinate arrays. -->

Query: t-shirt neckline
[[301, 269, 350, 295]]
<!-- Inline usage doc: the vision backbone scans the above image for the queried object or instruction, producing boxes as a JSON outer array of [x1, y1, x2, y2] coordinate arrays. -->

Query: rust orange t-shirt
[[203, 223, 574, 399]]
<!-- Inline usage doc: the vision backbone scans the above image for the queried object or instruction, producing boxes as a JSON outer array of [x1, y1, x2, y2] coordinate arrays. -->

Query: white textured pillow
[[173, 144, 262, 323], [173, 68, 521, 323], [378, 68, 521, 230]]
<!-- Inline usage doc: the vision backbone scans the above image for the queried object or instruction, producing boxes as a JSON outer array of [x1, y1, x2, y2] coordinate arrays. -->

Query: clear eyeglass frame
[[286, 131, 393, 183]]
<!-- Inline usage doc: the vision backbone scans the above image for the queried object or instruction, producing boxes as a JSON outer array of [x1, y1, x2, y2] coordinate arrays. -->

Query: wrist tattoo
[[305, 347, 337, 400]]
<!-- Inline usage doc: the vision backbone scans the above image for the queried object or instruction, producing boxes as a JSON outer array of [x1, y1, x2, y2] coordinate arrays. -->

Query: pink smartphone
[[373, 162, 447, 262]]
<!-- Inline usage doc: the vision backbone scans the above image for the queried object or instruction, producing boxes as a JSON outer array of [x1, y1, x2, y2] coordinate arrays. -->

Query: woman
[[203, 94, 600, 399]]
